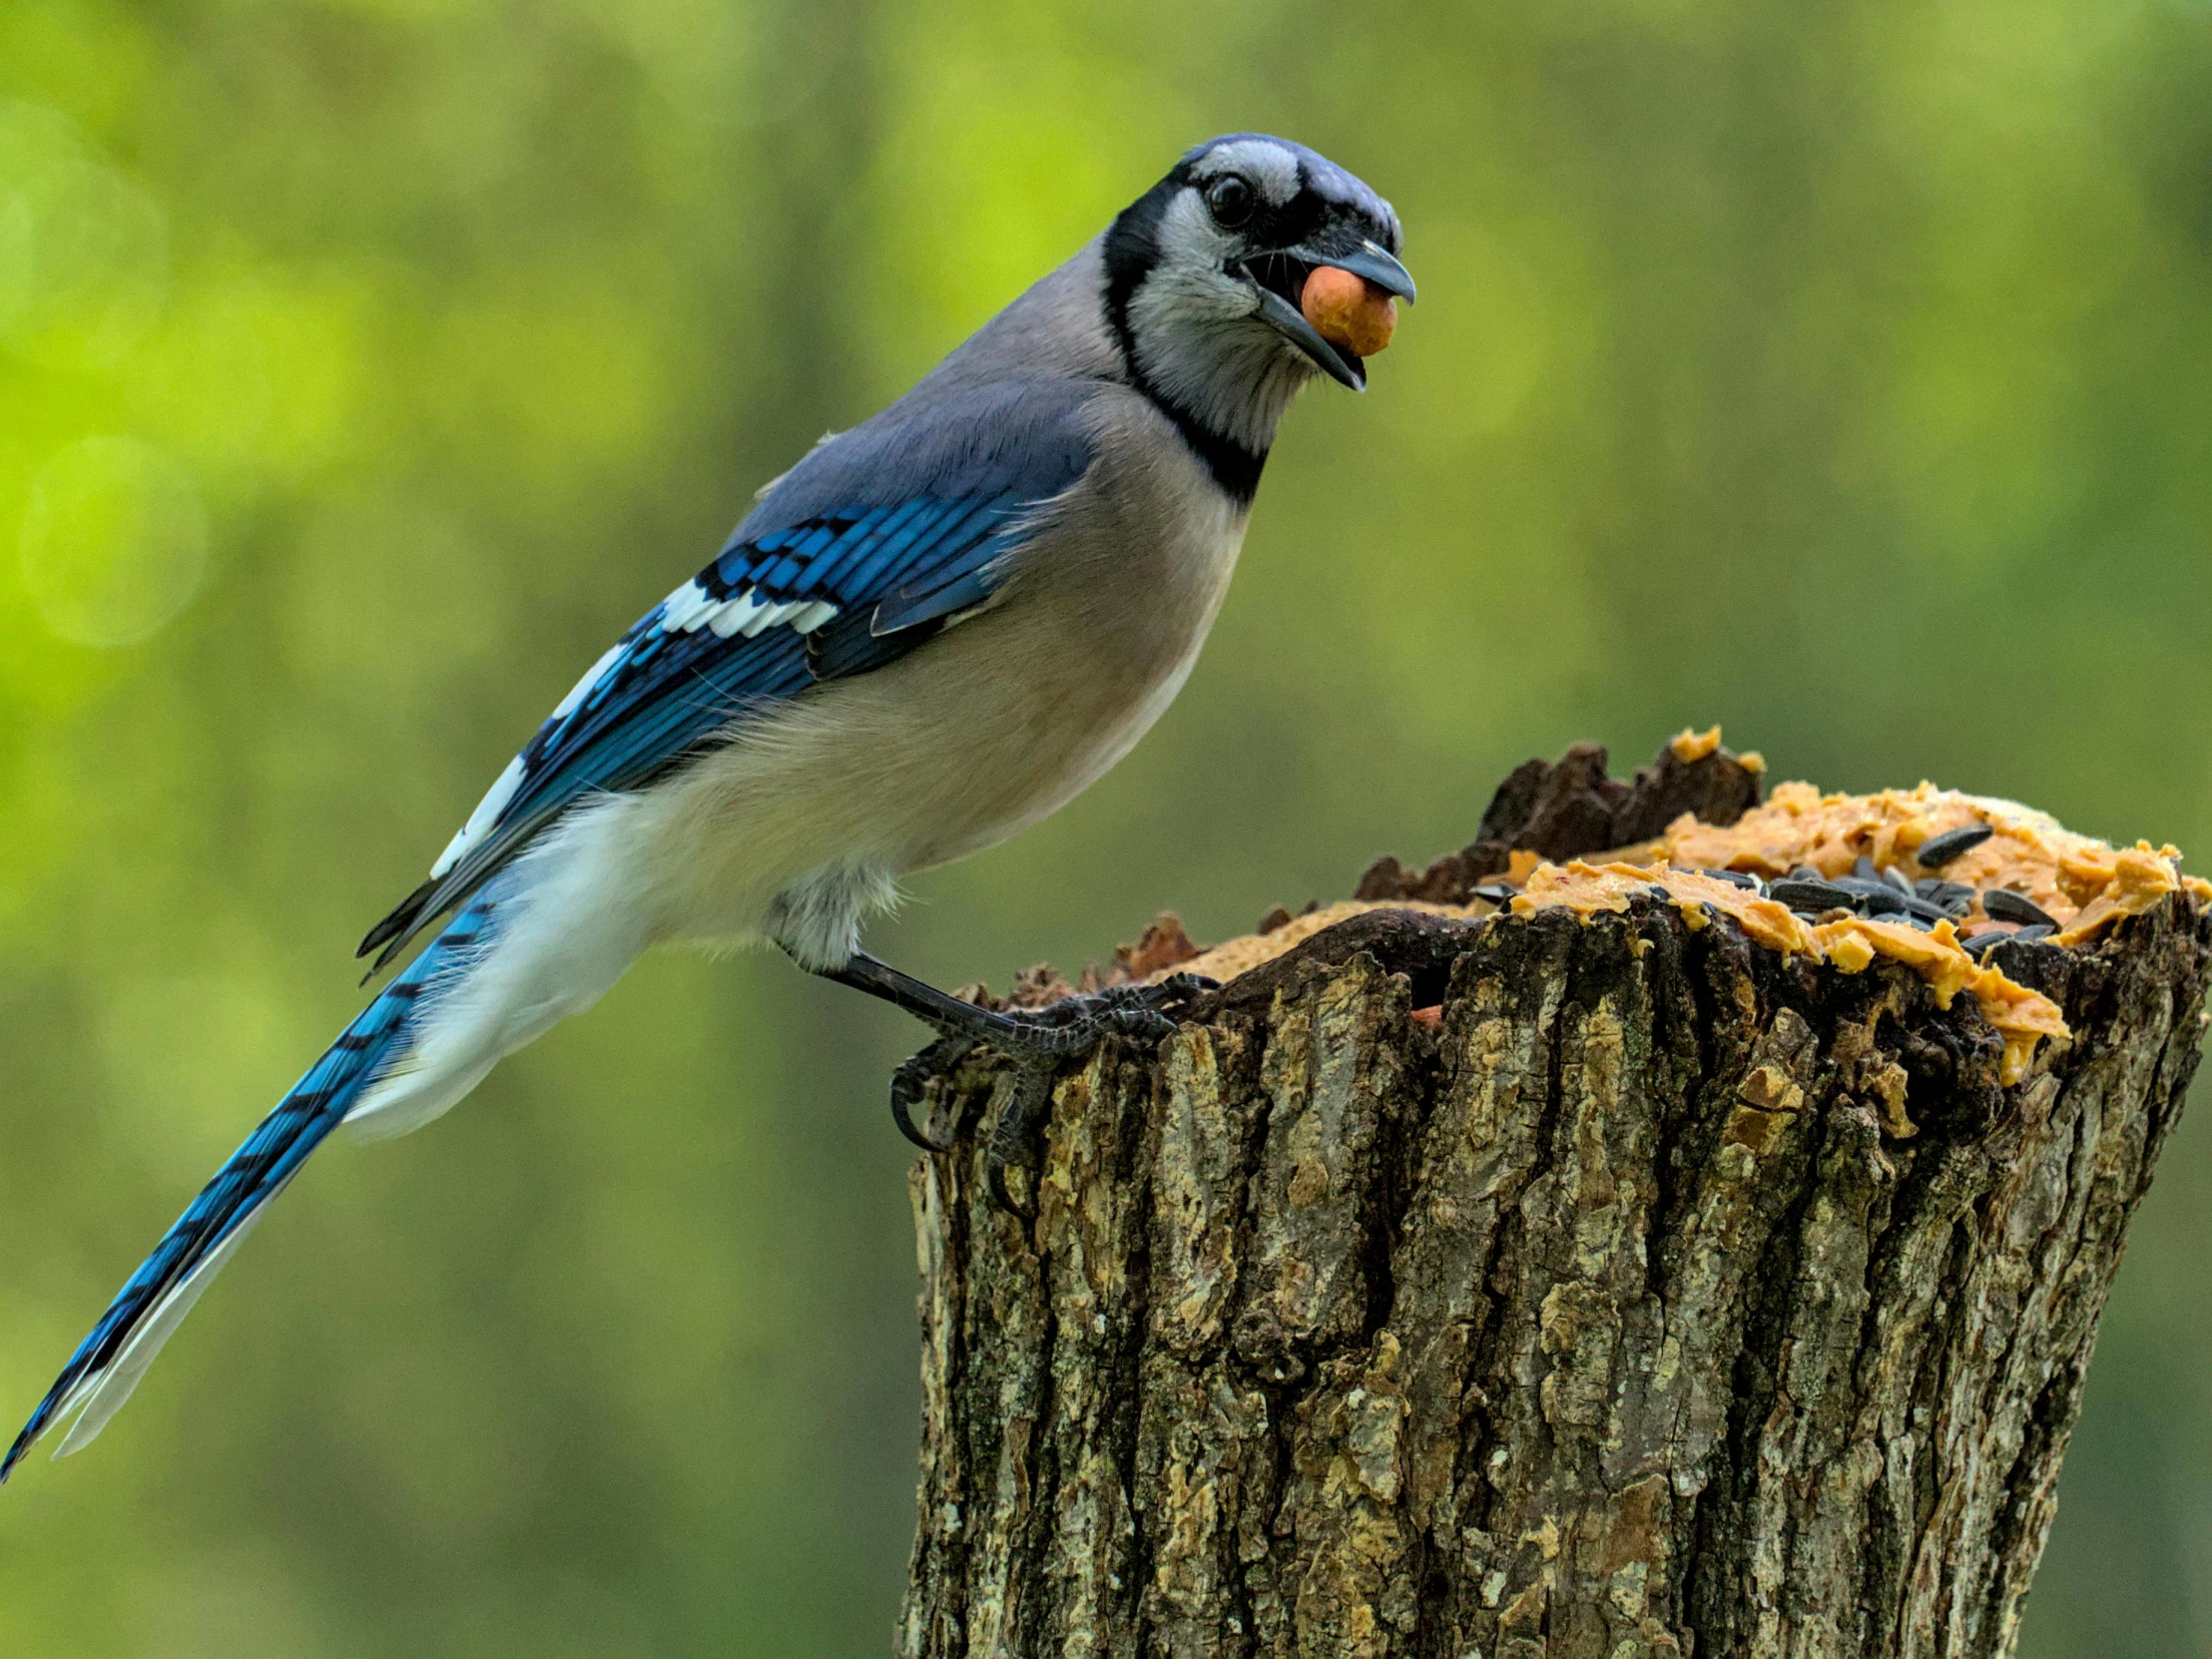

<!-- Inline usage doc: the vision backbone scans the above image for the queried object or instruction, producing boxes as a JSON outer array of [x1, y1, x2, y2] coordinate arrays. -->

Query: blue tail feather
[[2, 889, 502, 1481]]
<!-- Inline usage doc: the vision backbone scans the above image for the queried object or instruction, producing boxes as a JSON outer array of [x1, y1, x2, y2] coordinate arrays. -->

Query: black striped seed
[[1982, 889, 2057, 928], [1833, 876, 1910, 914], [1917, 878, 1975, 909], [1699, 868, 1761, 890], [1771, 878, 1857, 911], [1916, 824, 1994, 867], [2004, 923, 2057, 944], [1881, 866, 1916, 897]]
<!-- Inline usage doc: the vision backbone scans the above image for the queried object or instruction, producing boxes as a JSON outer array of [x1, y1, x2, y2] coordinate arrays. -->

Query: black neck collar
[[1102, 194, 1268, 507]]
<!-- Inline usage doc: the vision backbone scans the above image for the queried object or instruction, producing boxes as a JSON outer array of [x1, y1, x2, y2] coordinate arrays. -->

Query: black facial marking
[[1100, 139, 1400, 505], [1101, 172, 1269, 505]]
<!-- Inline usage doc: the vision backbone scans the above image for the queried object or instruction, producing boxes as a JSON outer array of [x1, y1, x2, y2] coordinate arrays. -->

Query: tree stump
[[893, 746, 2211, 1658]]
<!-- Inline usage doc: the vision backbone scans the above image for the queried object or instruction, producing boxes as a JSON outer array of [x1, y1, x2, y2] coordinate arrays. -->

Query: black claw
[[844, 951, 1211, 1214], [1154, 970, 1221, 998], [889, 1036, 973, 1152], [984, 1066, 1055, 1218], [889, 1061, 938, 1150], [986, 1159, 1030, 1218]]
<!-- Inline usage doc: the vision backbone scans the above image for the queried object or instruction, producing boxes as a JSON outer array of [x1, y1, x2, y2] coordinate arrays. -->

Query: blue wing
[[359, 377, 1097, 969]]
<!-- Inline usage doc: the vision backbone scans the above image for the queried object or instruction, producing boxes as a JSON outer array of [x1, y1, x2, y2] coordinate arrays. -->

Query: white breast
[[959, 506, 1245, 856], [632, 389, 1253, 947]]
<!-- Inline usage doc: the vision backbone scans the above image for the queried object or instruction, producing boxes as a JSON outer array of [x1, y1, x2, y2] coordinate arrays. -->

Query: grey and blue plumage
[[359, 375, 1100, 974], [6, 134, 1410, 1480]]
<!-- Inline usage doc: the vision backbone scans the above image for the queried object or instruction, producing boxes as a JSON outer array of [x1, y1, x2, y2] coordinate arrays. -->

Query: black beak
[[1241, 239, 1416, 392], [1303, 241, 1417, 303], [1251, 284, 1368, 389]]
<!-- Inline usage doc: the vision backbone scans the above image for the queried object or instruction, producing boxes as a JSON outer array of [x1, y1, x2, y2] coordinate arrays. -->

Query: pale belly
[[908, 595, 1216, 869], [635, 488, 1249, 952]]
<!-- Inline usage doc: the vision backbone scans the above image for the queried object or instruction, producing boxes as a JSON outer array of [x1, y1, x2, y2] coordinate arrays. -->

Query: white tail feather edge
[[52, 1192, 285, 1460], [42, 796, 659, 1461]]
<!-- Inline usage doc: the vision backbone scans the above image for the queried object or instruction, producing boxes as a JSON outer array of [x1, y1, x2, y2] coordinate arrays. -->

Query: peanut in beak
[[1300, 266, 1398, 358]]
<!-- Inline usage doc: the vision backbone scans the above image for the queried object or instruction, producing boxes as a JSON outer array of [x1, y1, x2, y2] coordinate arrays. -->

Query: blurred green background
[[3, 0, 2210, 1652]]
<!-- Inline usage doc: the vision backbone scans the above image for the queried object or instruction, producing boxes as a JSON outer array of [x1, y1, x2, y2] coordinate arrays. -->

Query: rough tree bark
[[892, 755, 2210, 1659]]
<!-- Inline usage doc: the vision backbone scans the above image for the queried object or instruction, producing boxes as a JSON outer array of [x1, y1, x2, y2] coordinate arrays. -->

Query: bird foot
[[991, 971, 1217, 1058], [887, 974, 1217, 1215]]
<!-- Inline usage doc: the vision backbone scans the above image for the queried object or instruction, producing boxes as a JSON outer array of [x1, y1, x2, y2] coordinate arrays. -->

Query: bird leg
[[812, 950, 1215, 1212]]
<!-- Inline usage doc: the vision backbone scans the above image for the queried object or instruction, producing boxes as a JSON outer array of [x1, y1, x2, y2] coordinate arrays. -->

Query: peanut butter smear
[[1667, 723, 1761, 772], [1662, 781, 2180, 945], [1670, 725, 1724, 763], [1511, 857, 2070, 1084], [1155, 777, 2189, 1092]]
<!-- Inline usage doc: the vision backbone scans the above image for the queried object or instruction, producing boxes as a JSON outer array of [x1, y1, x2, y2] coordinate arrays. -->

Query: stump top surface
[[1134, 780, 2195, 1091]]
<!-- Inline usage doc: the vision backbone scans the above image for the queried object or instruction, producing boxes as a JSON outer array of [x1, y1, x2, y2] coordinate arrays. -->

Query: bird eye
[[1205, 175, 1256, 229]]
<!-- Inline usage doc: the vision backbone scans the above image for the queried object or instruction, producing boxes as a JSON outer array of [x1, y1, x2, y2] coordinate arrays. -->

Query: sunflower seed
[[1882, 866, 1916, 897], [1916, 824, 1994, 867], [1917, 878, 1975, 909], [1854, 855, 1879, 882], [1961, 929, 2007, 958], [1771, 878, 1857, 911], [1833, 876, 1909, 914], [2004, 923, 2056, 944], [1699, 868, 1761, 890], [1469, 884, 1516, 903], [1982, 889, 2057, 928]]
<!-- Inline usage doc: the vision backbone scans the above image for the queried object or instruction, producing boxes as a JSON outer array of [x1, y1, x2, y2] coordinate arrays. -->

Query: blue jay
[[5, 134, 1411, 1478]]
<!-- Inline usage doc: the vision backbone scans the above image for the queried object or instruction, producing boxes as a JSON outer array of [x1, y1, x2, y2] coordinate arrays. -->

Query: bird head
[[1103, 135, 1413, 456]]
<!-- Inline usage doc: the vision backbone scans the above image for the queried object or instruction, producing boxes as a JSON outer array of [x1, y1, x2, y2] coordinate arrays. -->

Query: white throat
[[1124, 196, 1317, 457]]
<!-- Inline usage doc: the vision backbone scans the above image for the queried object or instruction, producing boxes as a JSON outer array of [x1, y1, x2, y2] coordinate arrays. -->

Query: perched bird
[[5, 133, 1411, 1478]]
